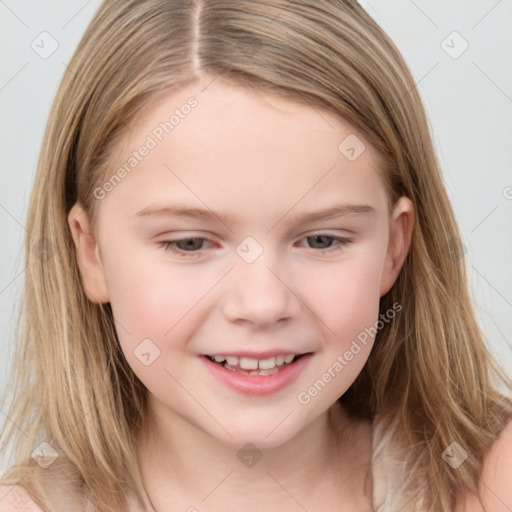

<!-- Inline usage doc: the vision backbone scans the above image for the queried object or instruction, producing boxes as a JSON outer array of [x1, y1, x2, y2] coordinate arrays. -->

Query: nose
[[222, 252, 301, 328]]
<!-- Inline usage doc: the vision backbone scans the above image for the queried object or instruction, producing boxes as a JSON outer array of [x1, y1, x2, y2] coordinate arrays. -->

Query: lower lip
[[200, 354, 313, 396]]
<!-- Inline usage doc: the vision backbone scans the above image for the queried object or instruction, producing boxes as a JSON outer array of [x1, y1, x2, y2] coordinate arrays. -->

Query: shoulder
[[455, 416, 512, 512], [0, 456, 89, 511], [0, 485, 42, 511]]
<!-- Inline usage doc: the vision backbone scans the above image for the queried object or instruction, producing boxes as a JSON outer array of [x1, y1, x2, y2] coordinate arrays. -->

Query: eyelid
[[157, 238, 212, 259], [295, 233, 353, 252]]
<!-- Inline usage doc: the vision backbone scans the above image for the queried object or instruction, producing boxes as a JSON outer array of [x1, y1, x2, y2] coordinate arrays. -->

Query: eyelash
[[158, 234, 352, 258]]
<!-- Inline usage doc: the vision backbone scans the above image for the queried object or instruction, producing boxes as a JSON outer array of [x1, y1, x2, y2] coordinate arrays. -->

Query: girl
[[1, 1, 511, 511]]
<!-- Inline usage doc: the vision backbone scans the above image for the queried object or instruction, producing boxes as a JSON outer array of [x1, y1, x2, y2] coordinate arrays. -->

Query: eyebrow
[[134, 203, 375, 226]]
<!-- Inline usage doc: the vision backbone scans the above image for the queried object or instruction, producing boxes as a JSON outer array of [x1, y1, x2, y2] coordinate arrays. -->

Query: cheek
[[294, 257, 385, 404], [100, 248, 205, 347], [300, 252, 384, 341], [101, 253, 207, 389]]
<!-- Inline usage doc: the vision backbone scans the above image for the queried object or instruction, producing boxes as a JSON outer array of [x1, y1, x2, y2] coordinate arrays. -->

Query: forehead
[[101, 78, 388, 222]]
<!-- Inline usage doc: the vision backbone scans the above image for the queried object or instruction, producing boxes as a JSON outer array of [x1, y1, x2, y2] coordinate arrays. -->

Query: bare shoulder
[[0, 485, 42, 512], [455, 417, 512, 512]]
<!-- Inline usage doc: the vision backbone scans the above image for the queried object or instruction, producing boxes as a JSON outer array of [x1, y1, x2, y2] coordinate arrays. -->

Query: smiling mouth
[[203, 353, 308, 376]]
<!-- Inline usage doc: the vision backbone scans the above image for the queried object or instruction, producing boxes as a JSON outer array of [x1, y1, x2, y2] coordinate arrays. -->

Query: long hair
[[1, 1, 511, 510]]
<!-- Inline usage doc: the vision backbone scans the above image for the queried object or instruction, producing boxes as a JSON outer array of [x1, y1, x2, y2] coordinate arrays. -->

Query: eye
[[298, 234, 352, 253], [159, 238, 213, 258], [158, 233, 352, 259]]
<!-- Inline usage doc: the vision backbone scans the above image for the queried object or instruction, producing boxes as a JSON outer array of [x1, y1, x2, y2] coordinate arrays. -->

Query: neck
[[135, 398, 372, 511]]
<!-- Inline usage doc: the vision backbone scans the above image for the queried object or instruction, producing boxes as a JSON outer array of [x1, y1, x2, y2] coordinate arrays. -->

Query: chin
[[212, 413, 309, 451]]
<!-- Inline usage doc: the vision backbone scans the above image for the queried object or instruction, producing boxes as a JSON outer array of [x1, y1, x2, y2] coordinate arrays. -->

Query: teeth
[[258, 357, 276, 370], [224, 366, 281, 376], [226, 356, 239, 366], [208, 353, 298, 369], [253, 367, 280, 376], [239, 357, 259, 370]]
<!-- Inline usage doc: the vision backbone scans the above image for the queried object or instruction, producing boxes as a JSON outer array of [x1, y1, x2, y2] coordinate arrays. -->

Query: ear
[[68, 203, 110, 303], [379, 196, 414, 297]]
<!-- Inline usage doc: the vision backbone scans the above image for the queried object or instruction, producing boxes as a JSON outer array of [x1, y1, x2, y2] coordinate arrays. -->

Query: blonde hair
[[1, 1, 511, 510]]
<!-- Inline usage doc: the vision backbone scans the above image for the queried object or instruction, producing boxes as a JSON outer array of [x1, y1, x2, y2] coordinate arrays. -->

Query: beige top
[[132, 416, 427, 511], [370, 418, 427, 512]]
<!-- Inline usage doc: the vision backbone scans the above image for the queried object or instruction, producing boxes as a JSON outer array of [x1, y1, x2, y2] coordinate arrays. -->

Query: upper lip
[[202, 350, 312, 359]]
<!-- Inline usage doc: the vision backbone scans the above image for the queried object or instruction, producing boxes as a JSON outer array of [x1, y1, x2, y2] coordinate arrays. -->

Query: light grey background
[[1, 0, 511, 470]]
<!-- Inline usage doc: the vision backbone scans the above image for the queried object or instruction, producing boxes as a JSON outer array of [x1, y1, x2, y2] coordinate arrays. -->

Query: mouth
[[202, 353, 309, 376], [200, 352, 314, 395]]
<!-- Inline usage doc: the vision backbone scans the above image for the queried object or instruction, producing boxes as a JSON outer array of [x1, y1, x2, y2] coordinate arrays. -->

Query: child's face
[[70, 78, 412, 448]]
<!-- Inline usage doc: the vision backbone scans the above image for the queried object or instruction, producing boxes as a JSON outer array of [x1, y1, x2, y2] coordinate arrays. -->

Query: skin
[[67, 76, 416, 511]]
